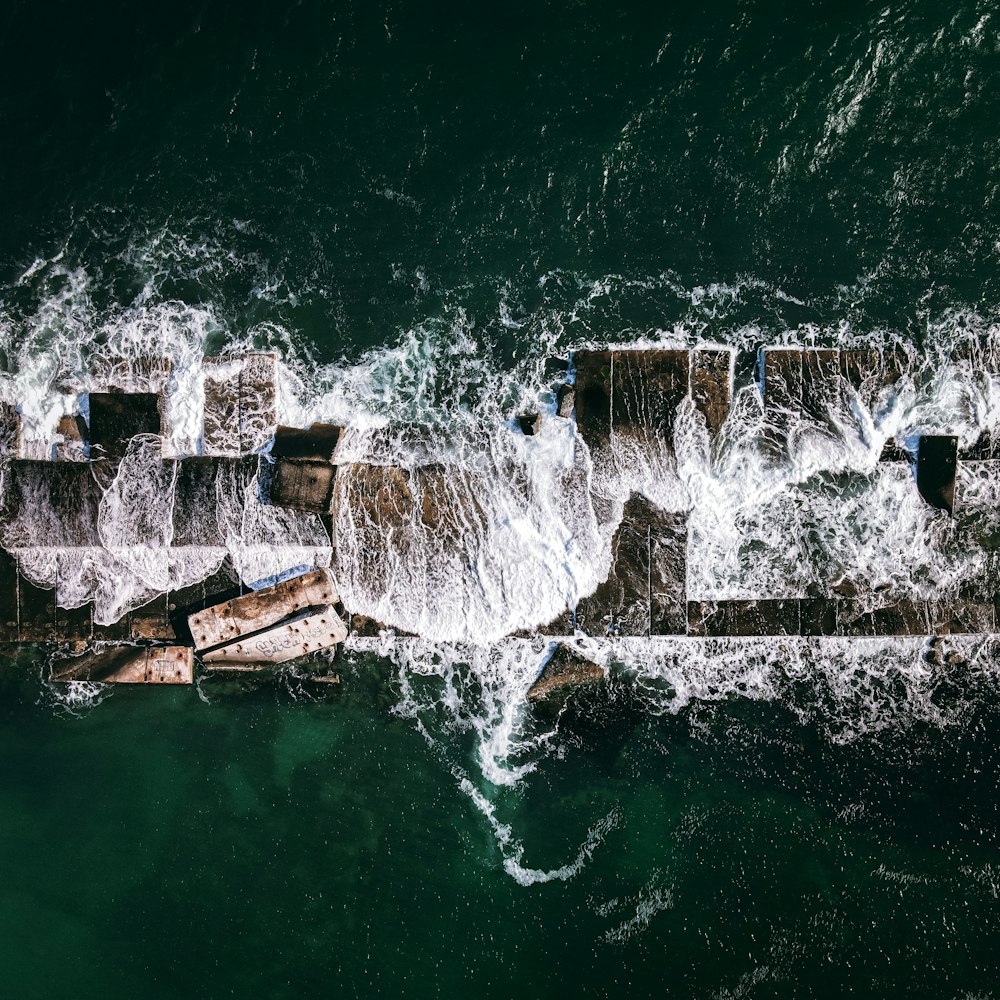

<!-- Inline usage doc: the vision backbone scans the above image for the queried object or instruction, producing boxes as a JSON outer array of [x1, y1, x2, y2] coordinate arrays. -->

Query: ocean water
[[2, 1, 1000, 996]]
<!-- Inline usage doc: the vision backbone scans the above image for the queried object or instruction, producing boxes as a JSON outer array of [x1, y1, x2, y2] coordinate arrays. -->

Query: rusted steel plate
[[201, 610, 348, 666], [51, 646, 193, 684], [188, 568, 338, 652]]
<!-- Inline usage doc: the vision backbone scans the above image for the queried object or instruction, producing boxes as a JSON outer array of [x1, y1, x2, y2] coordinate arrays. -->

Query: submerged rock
[[526, 643, 604, 702]]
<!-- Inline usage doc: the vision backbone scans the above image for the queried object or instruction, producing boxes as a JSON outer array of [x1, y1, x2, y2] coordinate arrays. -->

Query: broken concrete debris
[[191, 568, 346, 669], [189, 568, 338, 651], [517, 413, 542, 436], [526, 643, 605, 702], [51, 645, 193, 684]]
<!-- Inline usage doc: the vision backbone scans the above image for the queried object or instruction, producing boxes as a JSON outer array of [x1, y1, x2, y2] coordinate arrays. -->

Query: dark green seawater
[[2, 1, 1000, 996]]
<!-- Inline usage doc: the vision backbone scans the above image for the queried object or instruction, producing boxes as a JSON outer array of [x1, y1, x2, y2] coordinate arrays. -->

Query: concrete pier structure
[[0, 346, 992, 688]]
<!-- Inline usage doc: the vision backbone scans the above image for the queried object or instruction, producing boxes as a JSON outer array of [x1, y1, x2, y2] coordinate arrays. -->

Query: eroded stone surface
[[526, 643, 604, 702]]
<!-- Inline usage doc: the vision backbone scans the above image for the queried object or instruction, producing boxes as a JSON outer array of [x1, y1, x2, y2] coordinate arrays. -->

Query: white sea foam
[[3, 248, 1000, 832]]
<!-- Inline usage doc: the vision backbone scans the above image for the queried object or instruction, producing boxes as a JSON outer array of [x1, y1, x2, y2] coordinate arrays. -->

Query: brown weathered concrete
[[272, 423, 343, 462], [203, 353, 278, 457], [690, 349, 731, 438], [0, 402, 20, 458], [51, 645, 193, 684], [576, 493, 687, 637], [527, 644, 604, 702], [688, 600, 801, 637], [202, 610, 347, 667], [270, 458, 336, 513]]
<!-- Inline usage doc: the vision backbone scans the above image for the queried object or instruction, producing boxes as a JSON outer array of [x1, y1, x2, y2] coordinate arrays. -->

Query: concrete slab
[[202, 609, 347, 666], [690, 349, 731, 438], [189, 568, 338, 652], [687, 600, 801, 637], [88, 392, 162, 461]]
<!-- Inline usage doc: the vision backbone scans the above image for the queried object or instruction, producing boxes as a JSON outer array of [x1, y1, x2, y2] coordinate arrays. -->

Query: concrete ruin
[[0, 345, 993, 691]]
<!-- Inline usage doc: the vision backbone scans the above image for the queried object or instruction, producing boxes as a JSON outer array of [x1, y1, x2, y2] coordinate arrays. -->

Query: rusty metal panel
[[188, 568, 338, 652], [202, 610, 348, 667]]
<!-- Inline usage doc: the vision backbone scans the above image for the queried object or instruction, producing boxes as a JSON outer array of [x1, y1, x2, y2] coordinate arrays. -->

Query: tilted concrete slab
[[201, 610, 347, 667], [188, 568, 339, 652]]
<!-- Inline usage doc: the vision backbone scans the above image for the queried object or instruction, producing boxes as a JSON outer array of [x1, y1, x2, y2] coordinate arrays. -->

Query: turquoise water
[[3, 1, 1000, 996]]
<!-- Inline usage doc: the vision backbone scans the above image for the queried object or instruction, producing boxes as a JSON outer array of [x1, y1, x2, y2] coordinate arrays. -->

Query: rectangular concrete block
[[0, 550, 18, 641], [575, 494, 651, 637], [0, 402, 21, 458], [272, 423, 343, 462], [16, 565, 56, 642], [801, 350, 841, 426], [189, 568, 338, 652], [917, 435, 958, 514], [573, 351, 613, 451], [690, 349, 732, 438], [88, 392, 162, 461], [687, 600, 801, 637], [612, 350, 689, 446], [838, 600, 928, 636], [202, 609, 347, 667], [800, 598, 838, 637], [927, 600, 996, 635], [576, 494, 686, 637], [650, 510, 688, 635], [203, 354, 278, 457], [270, 458, 336, 513], [761, 349, 803, 418], [130, 593, 174, 641]]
